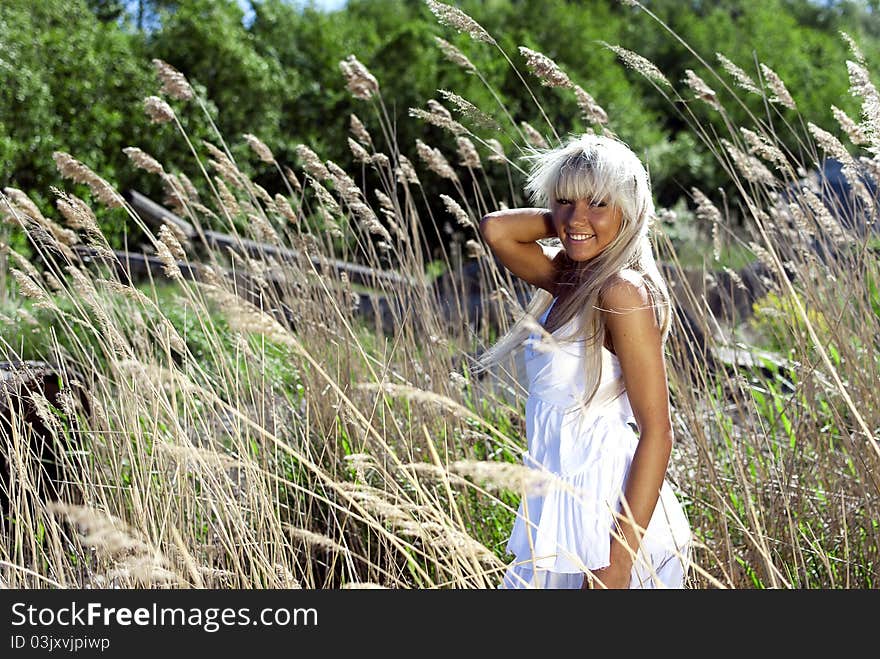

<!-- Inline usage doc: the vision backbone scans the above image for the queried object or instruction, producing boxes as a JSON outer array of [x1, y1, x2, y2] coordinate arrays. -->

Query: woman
[[475, 134, 691, 589]]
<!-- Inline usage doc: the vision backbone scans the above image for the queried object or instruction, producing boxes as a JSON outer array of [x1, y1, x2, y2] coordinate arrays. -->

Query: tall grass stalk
[[1, 2, 878, 588]]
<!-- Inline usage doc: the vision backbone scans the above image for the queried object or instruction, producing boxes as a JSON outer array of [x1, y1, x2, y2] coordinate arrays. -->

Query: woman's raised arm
[[479, 207, 560, 294]]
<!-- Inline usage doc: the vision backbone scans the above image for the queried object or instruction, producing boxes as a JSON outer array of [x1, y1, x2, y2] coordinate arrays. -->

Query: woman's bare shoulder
[[600, 269, 650, 310]]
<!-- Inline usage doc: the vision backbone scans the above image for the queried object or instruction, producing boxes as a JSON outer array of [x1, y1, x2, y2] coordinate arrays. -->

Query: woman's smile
[[552, 196, 623, 260]]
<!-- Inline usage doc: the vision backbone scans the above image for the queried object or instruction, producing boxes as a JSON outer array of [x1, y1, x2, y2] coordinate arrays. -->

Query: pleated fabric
[[498, 299, 691, 589]]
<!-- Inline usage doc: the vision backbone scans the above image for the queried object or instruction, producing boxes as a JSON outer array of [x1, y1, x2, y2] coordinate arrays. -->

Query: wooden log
[[0, 360, 87, 511], [125, 189, 196, 239], [73, 246, 402, 336], [124, 189, 419, 290], [0, 360, 57, 406]]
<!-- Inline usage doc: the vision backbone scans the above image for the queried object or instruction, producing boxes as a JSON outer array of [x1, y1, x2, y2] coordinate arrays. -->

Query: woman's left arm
[[589, 272, 674, 589]]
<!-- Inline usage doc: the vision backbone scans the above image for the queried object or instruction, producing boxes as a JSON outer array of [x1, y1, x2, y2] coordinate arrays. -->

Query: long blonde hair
[[472, 133, 672, 415]]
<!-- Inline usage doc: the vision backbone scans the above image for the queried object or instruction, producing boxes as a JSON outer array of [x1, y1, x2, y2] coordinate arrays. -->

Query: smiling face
[[525, 136, 652, 266], [550, 195, 623, 262]]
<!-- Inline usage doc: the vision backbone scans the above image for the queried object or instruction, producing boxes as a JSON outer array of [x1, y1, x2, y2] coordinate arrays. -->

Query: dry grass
[[0, 1, 878, 589]]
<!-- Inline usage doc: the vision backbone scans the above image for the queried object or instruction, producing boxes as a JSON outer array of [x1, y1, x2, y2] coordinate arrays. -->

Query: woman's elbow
[[655, 424, 675, 445], [479, 213, 498, 241], [640, 425, 674, 452]]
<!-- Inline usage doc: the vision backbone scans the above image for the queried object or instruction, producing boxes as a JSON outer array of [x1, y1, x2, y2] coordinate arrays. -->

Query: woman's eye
[[556, 198, 571, 205], [589, 199, 607, 208]]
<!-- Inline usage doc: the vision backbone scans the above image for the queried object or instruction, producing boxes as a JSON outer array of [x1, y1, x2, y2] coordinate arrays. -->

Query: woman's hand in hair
[[479, 208, 560, 294]]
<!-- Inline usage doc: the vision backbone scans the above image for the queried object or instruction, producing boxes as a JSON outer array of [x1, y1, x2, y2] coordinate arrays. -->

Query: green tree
[[85, 0, 126, 22], [148, 0, 299, 159], [0, 0, 159, 246], [3, 0, 878, 259]]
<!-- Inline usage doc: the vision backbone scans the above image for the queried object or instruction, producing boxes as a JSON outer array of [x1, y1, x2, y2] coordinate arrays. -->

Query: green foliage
[[148, 0, 299, 162], [5, 0, 879, 261], [0, 278, 301, 401], [0, 0, 157, 245], [748, 289, 834, 355], [85, 0, 125, 22]]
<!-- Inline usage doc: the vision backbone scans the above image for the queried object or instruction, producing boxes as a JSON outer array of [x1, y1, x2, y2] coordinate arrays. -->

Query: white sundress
[[499, 298, 692, 589]]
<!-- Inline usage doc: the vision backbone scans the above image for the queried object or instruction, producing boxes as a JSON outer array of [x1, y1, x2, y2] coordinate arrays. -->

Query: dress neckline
[[541, 297, 619, 361]]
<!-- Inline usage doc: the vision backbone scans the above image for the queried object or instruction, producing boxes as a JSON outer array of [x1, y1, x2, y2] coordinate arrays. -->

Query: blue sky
[[124, 1, 349, 28], [237, 0, 349, 18]]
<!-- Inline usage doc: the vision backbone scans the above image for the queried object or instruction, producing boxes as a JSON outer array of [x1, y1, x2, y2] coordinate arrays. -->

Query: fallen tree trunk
[[125, 189, 419, 290], [0, 360, 87, 511], [73, 246, 402, 336]]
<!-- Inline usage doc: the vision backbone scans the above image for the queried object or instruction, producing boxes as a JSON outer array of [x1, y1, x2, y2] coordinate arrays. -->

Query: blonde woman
[[476, 134, 691, 589]]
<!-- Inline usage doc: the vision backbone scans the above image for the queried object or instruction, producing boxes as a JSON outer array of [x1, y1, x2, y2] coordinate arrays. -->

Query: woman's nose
[[573, 200, 593, 222]]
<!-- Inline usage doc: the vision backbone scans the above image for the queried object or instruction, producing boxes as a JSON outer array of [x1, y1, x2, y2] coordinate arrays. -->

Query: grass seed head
[[339, 54, 380, 101], [760, 63, 797, 110], [144, 95, 175, 123], [152, 58, 194, 101], [716, 53, 761, 95], [426, 1, 496, 45], [349, 113, 373, 146], [573, 85, 608, 125], [520, 121, 548, 149], [244, 133, 275, 163], [683, 69, 721, 111], [519, 46, 572, 88], [604, 43, 672, 88], [456, 136, 482, 169], [123, 146, 165, 174], [434, 37, 476, 72], [416, 139, 458, 180]]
